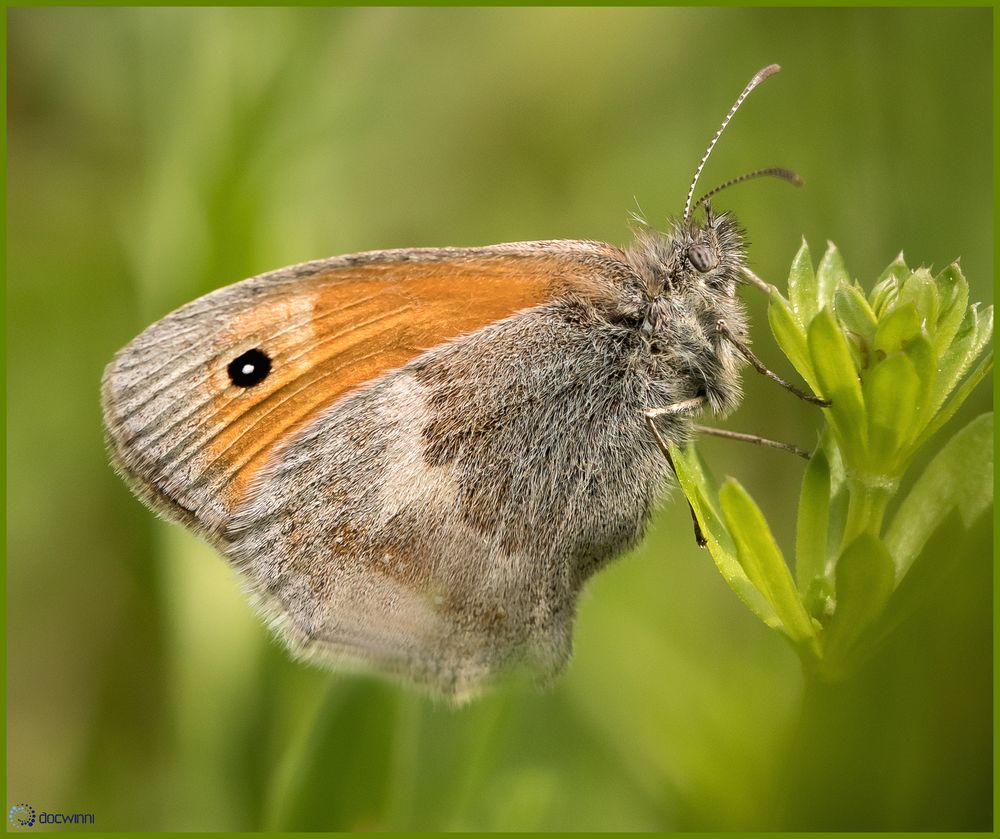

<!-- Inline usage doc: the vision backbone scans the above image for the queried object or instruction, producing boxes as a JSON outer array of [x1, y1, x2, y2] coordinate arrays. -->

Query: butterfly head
[[609, 65, 802, 413], [621, 63, 798, 309], [629, 207, 746, 296]]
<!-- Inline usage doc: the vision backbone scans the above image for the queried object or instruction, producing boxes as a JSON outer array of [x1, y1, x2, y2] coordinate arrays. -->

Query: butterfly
[[102, 64, 819, 701]]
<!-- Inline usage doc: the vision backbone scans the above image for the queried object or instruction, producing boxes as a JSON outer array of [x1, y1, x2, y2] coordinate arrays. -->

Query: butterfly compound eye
[[227, 348, 272, 387], [687, 243, 718, 273]]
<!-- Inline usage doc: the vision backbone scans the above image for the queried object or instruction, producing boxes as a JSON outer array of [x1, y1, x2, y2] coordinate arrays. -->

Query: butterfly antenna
[[683, 64, 782, 222], [695, 167, 802, 209]]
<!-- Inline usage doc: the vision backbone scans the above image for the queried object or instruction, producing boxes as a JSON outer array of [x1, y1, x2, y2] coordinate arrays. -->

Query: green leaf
[[803, 576, 835, 626], [873, 302, 921, 356], [808, 308, 866, 451], [834, 285, 878, 347], [874, 251, 910, 286], [863, 352, 920, 467], [687, 242, 990, 684], [932, 262, 969, 353], [822, 534, 895, 669], [806, 430, 847, 565], [897, 267, 939, 329], [786, 238, 817, 327], [768, 288, 820, 392], [870, 252, 909, 316], [886, 413, 993, 579], [816, 241, 850, 311], [916, 349, 992, 449], [718, 479, 816, 645], [668, 443, 779, 628], [900, 334, 938, 445], [930, 304, 993, 416], [825, 483, 850, 576], [833, 285, 878, 371], [670, 442, 730, 549], [795, 446, 830, 595]]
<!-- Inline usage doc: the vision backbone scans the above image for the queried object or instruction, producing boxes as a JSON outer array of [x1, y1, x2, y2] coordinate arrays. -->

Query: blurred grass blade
[[795, 446, 830, 596], [268, 679, 398, 830], [668, 444, 779, 628], [861, 511, 990, 671], [822, 534, 895, 672], [885, 413, 993, 580], [718, 479, 816, 645]]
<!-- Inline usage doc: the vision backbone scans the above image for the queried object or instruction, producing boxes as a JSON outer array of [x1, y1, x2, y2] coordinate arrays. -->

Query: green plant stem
[[840, 478, 896, 549]]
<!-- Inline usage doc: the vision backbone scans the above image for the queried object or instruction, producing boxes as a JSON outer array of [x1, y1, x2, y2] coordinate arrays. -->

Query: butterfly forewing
[[103, 242, 624, 532]]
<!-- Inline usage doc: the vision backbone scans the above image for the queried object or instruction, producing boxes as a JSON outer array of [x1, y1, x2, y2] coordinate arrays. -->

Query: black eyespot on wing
[[227, 348, 272, 387], [687, 243, 718, 273]]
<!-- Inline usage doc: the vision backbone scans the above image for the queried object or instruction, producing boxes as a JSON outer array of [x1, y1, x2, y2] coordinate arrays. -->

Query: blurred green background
[[7, 7, 992, 831]]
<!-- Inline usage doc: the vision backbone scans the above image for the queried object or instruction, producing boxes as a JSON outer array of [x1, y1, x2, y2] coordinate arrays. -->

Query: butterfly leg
[[691, 424, 810, 459], [716, 318, 831, 406], [740, 265, 772, 294], [644, 398, 708, 547]]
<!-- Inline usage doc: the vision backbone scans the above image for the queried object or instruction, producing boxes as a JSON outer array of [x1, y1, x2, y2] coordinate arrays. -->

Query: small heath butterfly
[[102, 65, 814, 700]]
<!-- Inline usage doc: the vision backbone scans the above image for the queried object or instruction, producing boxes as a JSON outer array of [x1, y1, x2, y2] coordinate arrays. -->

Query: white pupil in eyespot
[[242, 363, 255, 375]]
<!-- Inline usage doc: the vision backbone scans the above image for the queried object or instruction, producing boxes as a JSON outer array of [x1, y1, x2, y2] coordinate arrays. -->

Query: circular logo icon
[[8, 804, 36, 828]]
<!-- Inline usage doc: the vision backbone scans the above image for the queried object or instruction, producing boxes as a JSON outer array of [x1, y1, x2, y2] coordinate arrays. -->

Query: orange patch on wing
[[201, 256, 566, 509]]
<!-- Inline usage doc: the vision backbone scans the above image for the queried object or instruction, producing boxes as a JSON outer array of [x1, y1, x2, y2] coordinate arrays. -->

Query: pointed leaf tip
[[788, 239, 817, 327], [817, 242, 850, 312]]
